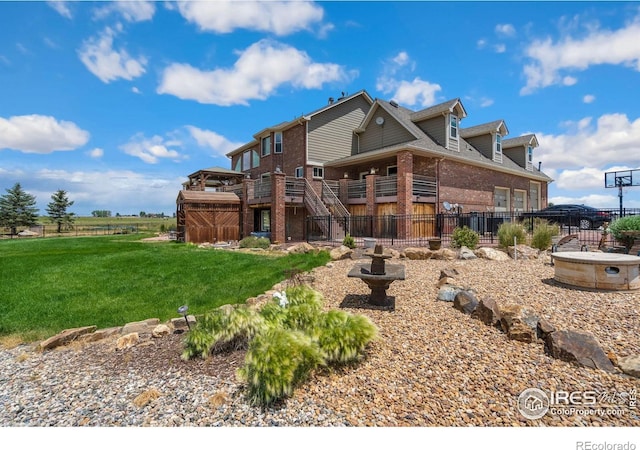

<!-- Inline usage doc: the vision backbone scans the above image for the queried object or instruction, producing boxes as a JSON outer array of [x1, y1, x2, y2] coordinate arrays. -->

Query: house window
[[494, 134, 502, 163], [261, 135, 271, 157], [242, 151, 251, 171], [233, 157, 242, 172], [526, 145, 533, 171], [312, 167, 324, 179], [514, 189, 527, 212], [529, 182, 540, 211], [260, 210, 270, 232], [274, 132, 283, 153], [295, 166, 304, 178], [450, 115, 458, 139], [387, 166, 398, 176], [494, 187, 509, 212]]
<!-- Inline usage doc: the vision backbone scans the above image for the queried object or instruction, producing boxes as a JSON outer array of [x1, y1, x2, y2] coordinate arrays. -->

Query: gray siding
[[416, 116, 446, 146], [465, 135, 493, 160], [307, 96, 370, 163], [358, 109, 415, 153], [504, 147, 526, 168]]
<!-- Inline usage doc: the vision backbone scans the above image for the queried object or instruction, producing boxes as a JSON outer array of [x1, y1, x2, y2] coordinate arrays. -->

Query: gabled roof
[[502, 134, 539, 148], [226, 90, 374, 157], [187, 166, 244, 179], [460, 120, 509, 138], [410, 98, 467, 122]]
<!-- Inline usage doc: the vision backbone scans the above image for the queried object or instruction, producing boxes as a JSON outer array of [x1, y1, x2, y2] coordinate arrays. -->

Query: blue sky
[[1, 1, 640, 216]]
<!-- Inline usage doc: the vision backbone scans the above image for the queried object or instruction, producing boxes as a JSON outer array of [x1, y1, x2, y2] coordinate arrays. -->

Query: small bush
[[497, 222, 527, 248], [451, 226, 479, 249], [237, 328, 323, 405], [608, 215, 640, 251], [317, 310, 378, 364], [342, 233, 356, 249], [239, 236, 270, 249], [530, 219, 560, 250]]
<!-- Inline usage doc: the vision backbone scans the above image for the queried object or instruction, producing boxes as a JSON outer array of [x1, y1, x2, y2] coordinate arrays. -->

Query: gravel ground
[[1, 253, 638, 427]]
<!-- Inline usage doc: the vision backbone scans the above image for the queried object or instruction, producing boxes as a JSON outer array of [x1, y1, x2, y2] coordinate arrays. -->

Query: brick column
[[339, 177, 350, 207], [242, 178, 255, 239], [397, 150, 413, 239], [271, 172, 286, 244]]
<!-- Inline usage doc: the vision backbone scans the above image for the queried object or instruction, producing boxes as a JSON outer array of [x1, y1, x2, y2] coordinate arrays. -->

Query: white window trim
[[274, 132, 283, 154], [529, 181, 541, 211], [294, 166, 304, 178], [494, 186, 510, 212], [526, 145, 533, 171], [514, 189, 527, 212], [493, 133, 503, 163], [261, 135, 271, 157], [450, 114, 458, 139], [312, 167, 324, 179]]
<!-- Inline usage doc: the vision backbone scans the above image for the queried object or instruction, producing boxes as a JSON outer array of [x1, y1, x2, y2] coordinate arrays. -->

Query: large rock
[[329, 245, 353, 260], [458, 246, 477, 260], [546, 330, 616, 372], [453, 290, 479, 315], [116, 332, 139, 350], [499, 304, 539, 343], [433, 248, 457, 261], [439, 268, 459, 280], [78, 326, 122, 343], [474, 247, 510, 261], [121, 318, 160, 335], [616, 354, 640, 378], [404, 247, 432, 260], [437, 285, 463, 302], [171, 315, 197, 329], [287, 242, 316, 254], [152, 324, 172, 338], [537, 318, 556, 340], [39, 326, 97, 351], [507, 245, 539, 260], [473, 297, 501, 327]]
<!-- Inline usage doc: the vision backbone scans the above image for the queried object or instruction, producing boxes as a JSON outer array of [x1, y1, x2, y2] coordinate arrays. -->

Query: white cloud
[[495, 23, 516, 37], [175, 1, 324, 35], [521, 19, 640, 94], [480, 97, 494, 108], [93, 1, 156, 22], [549, 193, 623, 208], [0, 114, 89, 153], [393, 51, 410, 66], [88, 147, 104, 158], [494, 44, 506, 53], [47, 1, 72, 19], [132, 86, 141, 94], [186, 126, 244, 157], [562, 75, 577, 86], [378, 77, 442, 108], [157, 40, 350, 106], [78, 27, 147, 83], [477, 39, 487, 49], [536, 113, 640, 171], [583, 94, 596, 104], [120, 133, 184, 164]]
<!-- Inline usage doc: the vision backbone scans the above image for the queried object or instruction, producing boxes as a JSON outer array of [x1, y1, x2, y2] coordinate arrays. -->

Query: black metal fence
[[306, 208, 640, 249]]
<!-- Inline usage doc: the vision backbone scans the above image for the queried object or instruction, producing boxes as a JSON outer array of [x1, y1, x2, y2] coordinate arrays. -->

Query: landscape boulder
[[78, 326, 122, 343], [436, 285, 463, 302], [507, 245, 539, 260], [286, 242, 316, 254], [453, 290, 479, 315], [432, 248, 457, 261], [545, 330, 616, 372], [458, 246, 477, 260], [330, 245, 353, 261], [170, 315, 197, 329], [121, 318, 160, 335], [116, 332, 139, 350], [439, 268, 460, 280], [404, 247, 432, 260], [472, 297, 501, 327], [152, 324, 172, 338], [499, 304, 539, 343], [616, 354, 640, 378], [536, 318, 556, 340], [474, 247, 510, 261], [39, 326, 98, 351]]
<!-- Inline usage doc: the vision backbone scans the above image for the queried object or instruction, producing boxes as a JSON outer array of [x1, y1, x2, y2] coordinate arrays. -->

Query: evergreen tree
[[0, 183, 39, 235], [46, 189, 75, 233]]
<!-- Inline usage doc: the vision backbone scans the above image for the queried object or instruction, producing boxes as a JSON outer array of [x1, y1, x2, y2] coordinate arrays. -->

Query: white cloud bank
[[78, 26, 147, 83], [521, 18, 640, 94], [376, 52, 441, 107], [186, 126, 244, 157], [157, 40, 350, 106], [47, 1, 72, 19], [120, 133, 184, 164], [174, 1, 324, 35], [0, 114, 89, 153], [93, 1, 156, 23]]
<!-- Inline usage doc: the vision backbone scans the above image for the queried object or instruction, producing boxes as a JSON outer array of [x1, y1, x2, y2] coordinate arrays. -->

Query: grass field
[[0, 234, 330, 342]]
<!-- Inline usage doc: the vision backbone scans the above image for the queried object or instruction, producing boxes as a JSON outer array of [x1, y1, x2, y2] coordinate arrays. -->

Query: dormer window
[[494, 134, 502, 163], [450, 115, 458, 139], [526, 145, 533, 171]]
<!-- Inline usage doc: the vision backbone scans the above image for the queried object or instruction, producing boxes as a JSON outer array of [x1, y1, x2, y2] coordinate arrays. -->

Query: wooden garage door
[[412, 203, 436, 238]]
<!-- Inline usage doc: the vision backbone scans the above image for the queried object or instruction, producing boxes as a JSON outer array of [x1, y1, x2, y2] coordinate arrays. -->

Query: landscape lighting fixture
[[178, 305, 191, 330]]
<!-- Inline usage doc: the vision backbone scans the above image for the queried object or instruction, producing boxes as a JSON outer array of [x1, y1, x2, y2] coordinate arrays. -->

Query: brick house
[[179, 90, 551, 244]]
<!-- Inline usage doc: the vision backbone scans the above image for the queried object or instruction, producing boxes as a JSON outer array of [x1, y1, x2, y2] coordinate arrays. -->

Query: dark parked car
[[520, 204, 612, 230]]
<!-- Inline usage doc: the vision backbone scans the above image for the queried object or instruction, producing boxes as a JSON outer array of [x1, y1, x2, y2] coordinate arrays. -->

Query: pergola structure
[[182, 166, 245, 191]]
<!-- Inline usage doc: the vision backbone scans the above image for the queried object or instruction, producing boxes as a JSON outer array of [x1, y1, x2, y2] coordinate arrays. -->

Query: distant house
[[178, 90, 552, 244]]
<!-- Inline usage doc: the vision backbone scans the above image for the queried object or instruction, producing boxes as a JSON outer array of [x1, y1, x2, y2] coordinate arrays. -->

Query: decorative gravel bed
[[1, 254, 638, 426]]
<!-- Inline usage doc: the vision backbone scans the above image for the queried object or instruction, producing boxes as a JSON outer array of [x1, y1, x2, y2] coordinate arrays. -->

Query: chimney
[[328, 97, 334, 104]]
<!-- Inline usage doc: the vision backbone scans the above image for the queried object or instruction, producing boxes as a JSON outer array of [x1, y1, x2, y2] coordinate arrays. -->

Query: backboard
[[605, 169, 640, 188]]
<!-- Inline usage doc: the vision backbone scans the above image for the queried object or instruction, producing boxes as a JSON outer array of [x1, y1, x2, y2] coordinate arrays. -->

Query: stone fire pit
[[552, 251, 640, 290]]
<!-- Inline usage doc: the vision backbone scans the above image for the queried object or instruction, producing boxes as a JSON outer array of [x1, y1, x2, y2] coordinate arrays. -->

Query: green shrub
[[239, 236, 271, 249], [317, 310, 378, 364], [237, 328, 324, 405], [530, 219, 560, 250], [181, 305, 266, 359], [608, 215, 640, 251], [497, 221, 527, 248], [342, 233, 356, 249], [451, 226, 479, 249]]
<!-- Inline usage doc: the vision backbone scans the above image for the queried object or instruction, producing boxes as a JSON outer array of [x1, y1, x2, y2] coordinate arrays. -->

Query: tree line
[[0, 183, 74, 235]]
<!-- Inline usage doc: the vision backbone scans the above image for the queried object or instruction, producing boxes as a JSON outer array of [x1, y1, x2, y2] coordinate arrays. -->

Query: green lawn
[[0, 235, 330, 341]]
